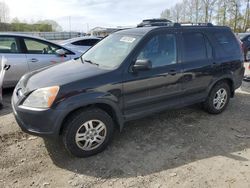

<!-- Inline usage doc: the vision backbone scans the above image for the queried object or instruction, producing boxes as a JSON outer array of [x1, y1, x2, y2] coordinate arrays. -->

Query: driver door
[[22, 37, 71, 71], [122, 31, 183, 120]]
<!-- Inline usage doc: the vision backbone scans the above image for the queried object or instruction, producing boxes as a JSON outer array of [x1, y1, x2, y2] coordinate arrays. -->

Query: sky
[[4, 0, 180, 32]]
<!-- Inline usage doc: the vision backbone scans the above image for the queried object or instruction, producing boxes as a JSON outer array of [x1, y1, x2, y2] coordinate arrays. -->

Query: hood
[[23, 59, 109, 92]]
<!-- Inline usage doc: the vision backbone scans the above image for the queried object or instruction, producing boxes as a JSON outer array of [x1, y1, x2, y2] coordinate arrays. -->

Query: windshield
[[81, 33, 142, 69]]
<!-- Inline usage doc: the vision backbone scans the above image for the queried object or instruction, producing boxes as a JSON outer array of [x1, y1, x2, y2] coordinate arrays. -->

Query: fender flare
[[54, 92, 125, 134], [206, 75, 235, 98]]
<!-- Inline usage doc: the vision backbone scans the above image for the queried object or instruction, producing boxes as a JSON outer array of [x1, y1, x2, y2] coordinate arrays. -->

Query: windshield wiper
[[83, 59, 99, 66]]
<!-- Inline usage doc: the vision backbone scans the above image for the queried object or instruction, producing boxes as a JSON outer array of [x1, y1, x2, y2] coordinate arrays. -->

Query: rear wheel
[[62, 108, 114, 157], [203, 82, 230, 114]]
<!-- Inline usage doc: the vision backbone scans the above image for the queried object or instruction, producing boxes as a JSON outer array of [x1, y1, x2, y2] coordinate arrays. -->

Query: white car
[[244, 62, 250, 81], [59, 36, 101, 53]]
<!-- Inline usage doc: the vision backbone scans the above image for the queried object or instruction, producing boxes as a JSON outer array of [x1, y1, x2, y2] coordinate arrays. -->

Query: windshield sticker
[[120, 36, 136, 43]]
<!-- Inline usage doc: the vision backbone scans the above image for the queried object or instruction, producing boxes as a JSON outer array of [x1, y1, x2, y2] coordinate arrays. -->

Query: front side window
[[182, 33, 208, 62], [24, 38, 60, 54], [81, 34, 141, 69], [0, 37, 20, 54], [137, 34, 177, 68]]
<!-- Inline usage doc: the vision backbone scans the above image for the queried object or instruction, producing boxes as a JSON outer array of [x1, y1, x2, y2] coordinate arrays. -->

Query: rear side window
[[182, 32, 211, 62], [0, 37, 20, 54], [214, 31, 240, 58], [72, 39, 100, 46]]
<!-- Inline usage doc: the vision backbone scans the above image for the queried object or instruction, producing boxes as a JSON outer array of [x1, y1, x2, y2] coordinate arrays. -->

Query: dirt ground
[[1, 85, 250, 188]]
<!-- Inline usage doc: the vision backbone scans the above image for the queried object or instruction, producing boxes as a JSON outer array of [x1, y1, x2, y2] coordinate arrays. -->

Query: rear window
[[72, 39, 100, 46], [214, 31, 241, 58]]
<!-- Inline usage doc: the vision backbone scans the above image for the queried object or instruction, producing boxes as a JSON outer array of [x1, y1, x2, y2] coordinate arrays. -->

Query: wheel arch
[[207, 77, 235, 98], [59, 102, 124, 135]]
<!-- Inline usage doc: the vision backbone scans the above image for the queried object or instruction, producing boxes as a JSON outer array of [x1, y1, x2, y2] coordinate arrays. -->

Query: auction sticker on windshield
[[120, 36, 136, 43]]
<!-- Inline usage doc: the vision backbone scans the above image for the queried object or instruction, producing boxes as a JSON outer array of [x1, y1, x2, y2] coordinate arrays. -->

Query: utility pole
[[69, 16, 71, 38]]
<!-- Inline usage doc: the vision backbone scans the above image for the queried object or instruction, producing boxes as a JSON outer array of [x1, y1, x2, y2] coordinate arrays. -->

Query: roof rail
[[137, 19, 214, 28], [174, 22, 213, 27]]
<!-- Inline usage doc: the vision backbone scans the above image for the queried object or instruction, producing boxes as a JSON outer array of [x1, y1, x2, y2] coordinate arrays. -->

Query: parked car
[[237, 33, 250, 61], [12, 22, 245, 157], [59, 36, 101, 53], [244, 62, 250, 81], [0, 33, 81, 88]]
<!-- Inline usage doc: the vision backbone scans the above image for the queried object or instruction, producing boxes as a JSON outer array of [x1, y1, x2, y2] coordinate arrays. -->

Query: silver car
[[0, 33, 81, 88], [59, 36, 101, 53]]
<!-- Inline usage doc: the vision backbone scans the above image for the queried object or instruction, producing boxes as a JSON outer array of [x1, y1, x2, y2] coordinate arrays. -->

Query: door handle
[[29, 58, 38, 63], [169, 70, 177, 76], [4, 65, 11, 70]]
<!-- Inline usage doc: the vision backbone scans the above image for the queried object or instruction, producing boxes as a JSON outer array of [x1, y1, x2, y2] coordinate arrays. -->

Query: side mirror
[[132, 59, 152, 71], [56, 49, 66, 57]]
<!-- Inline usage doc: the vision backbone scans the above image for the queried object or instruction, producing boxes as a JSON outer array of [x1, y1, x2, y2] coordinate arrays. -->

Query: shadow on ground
[[44, 91, 250, 179]]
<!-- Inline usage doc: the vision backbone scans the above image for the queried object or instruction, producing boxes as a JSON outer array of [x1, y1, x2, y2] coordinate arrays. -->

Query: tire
[[62, 108, 114, 157], [203, 82, 231, 114]]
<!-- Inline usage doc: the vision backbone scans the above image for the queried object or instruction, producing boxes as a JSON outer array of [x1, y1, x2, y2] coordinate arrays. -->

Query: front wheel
[[203, 82, 231, 114], [62, 108, 114, 157]]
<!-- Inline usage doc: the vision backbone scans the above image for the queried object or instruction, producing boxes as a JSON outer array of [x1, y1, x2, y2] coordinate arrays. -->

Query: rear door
[[0, 36, 28, 87], [180, 30, 214, 102], [22, 37, 72, 71]]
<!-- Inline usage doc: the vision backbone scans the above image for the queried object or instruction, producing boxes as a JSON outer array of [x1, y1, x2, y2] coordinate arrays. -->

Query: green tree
[[36, 20, 62, 31]]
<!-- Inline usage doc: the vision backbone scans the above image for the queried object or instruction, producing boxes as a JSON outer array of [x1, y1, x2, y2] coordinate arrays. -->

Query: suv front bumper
[[11, 91, 65, 137]]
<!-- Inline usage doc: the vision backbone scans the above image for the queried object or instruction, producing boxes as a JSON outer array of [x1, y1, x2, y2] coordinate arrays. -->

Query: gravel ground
[[1, 86, 250, 188]]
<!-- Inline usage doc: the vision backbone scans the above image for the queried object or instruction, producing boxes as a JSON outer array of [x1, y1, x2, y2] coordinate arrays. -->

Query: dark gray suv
[[12, 23, 245, 157]]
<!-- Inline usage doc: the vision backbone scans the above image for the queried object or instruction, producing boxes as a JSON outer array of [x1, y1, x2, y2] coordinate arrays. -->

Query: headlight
[[22, 86, 59, 109]]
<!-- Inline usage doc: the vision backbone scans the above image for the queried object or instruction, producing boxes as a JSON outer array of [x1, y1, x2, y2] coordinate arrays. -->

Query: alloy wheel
[[75, 120, 107, 151], [213, 88, 228, 110]]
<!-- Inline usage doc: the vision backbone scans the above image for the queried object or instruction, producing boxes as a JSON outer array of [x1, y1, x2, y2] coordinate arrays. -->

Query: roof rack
[[137, 18, 172, 27], [174, 22, 213, 27], [137, 19, 214, 28]]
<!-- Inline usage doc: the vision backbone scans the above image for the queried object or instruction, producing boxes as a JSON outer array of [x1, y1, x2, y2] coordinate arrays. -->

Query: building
[[89, 26, 133, 37]]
